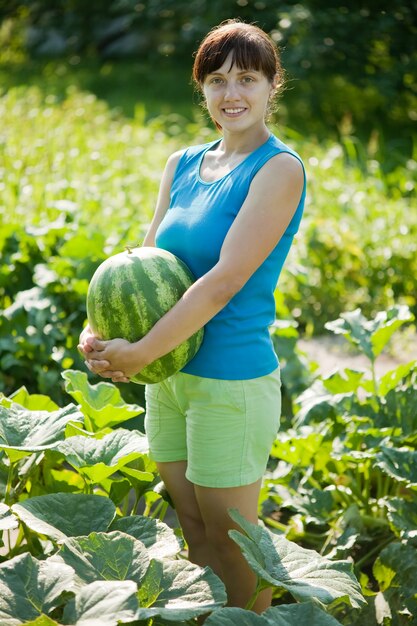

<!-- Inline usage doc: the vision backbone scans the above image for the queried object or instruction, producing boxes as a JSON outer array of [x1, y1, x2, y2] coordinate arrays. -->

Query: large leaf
[[374, 542, 417, 618], [204, 608, 269, 625], [377, 361, 417, 397], [0, 403, 84, 462], [0, 552, 74, 625], [204, 603, 344, 626], [266, 482, 334, 525], [380, 378, 417, 438], [0, 503, 19, 531], [374, 446, 417, 488], [52, 531, 149, 588], [135, 558, 227, 621], [23, 617, 60, 626], [264, 603, 344, 625], [228, 509, 365, 609], [294, 380, 355, 426], [62, 370, 144, 430], [383, 497, 417, 542], [8, 387, 59, 412], [62, 580, 138, 626], [322, 368, 367, 394], [12, 493, 116, 542], [109, 515, 182, 559], [56, 429, 148, 483], [270, 426, 328, 468], [325, 306, 413, 362]]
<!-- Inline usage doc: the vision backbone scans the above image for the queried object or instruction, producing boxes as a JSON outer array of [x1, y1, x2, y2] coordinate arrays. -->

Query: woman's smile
[[222, 107, 247, 117]]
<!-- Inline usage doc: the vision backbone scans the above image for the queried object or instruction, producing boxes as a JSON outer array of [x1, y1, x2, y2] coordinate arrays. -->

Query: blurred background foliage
[[1, 0, 416, 159]]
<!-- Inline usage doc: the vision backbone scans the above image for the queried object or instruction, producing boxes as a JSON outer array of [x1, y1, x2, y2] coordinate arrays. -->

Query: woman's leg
[[155, 460, 223, 577], [156, 462, 271, 612], [194, 478, 272, 613]]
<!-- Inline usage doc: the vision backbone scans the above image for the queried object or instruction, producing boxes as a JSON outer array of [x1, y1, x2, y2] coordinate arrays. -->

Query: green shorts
[[144, 367, 281, 488]]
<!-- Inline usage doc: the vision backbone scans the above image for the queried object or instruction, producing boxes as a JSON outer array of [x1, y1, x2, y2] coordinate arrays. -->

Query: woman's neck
[[219, 125, 271, 156]]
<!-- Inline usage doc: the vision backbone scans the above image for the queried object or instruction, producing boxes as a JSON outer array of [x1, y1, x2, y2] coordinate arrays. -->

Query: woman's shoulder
[[181, 138, 220, 158], [167, 138, 220, 174], [268, 133, 303, 162]]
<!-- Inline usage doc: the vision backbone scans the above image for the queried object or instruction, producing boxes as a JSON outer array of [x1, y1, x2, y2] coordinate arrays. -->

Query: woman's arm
[[142, 149, 184, 247], [85, 152, 304, 380]]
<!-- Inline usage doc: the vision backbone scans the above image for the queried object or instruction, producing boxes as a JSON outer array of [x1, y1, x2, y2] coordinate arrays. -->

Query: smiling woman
[[79, 18, 306, 614], [193, 20, 283, 132]]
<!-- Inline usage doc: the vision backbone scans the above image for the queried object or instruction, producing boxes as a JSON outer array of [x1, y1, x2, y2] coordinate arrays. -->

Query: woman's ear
[[271, 73, 280, 91]]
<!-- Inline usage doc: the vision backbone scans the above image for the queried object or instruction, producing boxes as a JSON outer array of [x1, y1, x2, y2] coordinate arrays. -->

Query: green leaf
[[379, 376, 417, 438], [109, 515, 182, 559], [228, 509, 365, 609], [325, 306, 414, 362], [135, 558, 227, 621], [0, 403, 84, 463], [370, 306, 414, 358], [383, 497, 417, 542], [264, 602, 344, 625], [0, 552, 74, 625], [325, 527, 360, 560], [52, 531, 149, 588], [119, 465, 154, 484], [12, 493, 116, 542], [56, 429, 148, 483], [270, 426, 329, 468], [0, 503, 19, 531], [8, 387, 59, 412], [322, 368, 366, 394], [373, 556, 396, 593], [374, 542, 417, 617], [378, 361, 417, 396], [294, 380, 355, 426], [23, 617, 60, 626], [204, 608, 269, 625], [62, 580, 138, 626], [374, 446, 417, 488], [266, 483, 334, 525], [62, 370, 144, 430], [205, 604, 344, 626]]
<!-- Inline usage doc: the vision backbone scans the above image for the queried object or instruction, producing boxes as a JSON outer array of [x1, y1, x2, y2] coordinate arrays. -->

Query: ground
[[298, 329, 417, 378]]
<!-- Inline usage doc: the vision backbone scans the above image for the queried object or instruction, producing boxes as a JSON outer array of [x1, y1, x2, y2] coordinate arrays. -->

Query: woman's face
[[202, 51, 276, 134]]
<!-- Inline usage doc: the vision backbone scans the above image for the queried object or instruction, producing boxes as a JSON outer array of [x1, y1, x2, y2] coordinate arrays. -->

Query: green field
[[0, 50, 417, 625]]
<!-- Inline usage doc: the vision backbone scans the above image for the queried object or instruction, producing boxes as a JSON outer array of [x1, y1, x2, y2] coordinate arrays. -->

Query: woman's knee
[[204, 518, 239, 554], [177, 507, 207, 546]]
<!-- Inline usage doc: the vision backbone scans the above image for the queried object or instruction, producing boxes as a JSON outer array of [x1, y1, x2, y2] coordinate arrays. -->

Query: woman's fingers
[[85, 359, 111, 373], [85, 361, 129, 382], [85, 337, 106, 351], [77, 343, 93, 354]]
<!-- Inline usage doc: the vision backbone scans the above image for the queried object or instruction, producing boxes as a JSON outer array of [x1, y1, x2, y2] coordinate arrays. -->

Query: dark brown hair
[[192, 19, 284, 92]]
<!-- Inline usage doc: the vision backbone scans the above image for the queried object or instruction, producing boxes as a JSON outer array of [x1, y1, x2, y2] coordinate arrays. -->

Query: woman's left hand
[[80, 337, 146, 383]]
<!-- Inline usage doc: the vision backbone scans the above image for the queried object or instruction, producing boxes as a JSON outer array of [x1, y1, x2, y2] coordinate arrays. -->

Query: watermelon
[[86, 246, 203, 384]]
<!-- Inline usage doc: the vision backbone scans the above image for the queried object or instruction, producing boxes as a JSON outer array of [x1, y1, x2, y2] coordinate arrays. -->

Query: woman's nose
[[224, 82, 240, 100]]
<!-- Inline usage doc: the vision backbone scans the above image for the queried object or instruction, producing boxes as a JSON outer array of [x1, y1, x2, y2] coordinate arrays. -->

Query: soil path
[[298, 332, 417, 378]]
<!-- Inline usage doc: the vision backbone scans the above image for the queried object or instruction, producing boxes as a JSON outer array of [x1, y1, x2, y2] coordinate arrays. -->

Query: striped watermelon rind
[[86, 246, 204, 384]]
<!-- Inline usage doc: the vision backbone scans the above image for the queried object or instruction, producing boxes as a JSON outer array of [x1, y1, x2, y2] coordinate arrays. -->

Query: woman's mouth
[[223, 107, 246, 116]]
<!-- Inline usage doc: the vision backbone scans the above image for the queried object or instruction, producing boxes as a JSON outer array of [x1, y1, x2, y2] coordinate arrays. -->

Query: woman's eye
[[210, 77, 223, 84], [242, 76, 255, 83]]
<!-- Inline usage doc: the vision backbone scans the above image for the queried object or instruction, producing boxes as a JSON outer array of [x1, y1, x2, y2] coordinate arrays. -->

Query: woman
[[79, 19, 306, 613]]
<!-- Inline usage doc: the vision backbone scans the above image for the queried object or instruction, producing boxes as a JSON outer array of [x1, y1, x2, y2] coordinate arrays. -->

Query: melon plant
[[86, 246, 203, 384]]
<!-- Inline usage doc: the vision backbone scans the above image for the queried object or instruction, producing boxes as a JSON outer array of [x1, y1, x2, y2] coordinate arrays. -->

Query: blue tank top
[[155, 133, 306, 379]]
